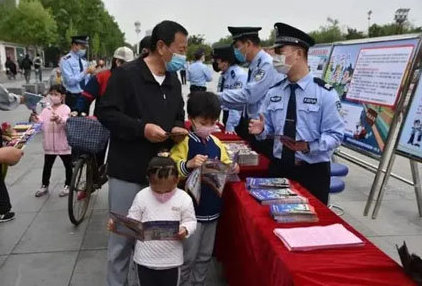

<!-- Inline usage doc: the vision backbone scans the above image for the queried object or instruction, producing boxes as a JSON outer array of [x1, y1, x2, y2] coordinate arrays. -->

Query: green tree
[[0, 0, 57, 47], [369, 22, 422, 38], [345, 28, 365, 40], [212, 35, 233, 48], [309, 18, 344, 44], [91, 33, 100, 58]]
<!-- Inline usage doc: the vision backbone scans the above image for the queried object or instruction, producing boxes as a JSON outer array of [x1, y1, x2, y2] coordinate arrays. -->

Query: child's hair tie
[[157, 151, 170, 158]]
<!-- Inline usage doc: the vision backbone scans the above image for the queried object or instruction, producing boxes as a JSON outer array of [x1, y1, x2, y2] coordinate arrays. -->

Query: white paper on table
[[273, 223, 365, 251]]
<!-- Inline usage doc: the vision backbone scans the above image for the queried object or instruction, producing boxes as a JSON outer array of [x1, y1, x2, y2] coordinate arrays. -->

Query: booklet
[[249, 189, 309, 205], [23, 92, 44, 111], [246, 177, 290, 189], [270, 203, 316, 216], [185, 158, 232, 204], [110, 212, 179, 241]]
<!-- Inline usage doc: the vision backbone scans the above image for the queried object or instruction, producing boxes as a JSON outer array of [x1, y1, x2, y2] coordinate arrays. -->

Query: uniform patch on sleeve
[[270, 95, 282, 102], [233, 81, 243, 89], [254, 69, 265, 81], [303, 98, 317, 104], [231, 70, 236, 79]]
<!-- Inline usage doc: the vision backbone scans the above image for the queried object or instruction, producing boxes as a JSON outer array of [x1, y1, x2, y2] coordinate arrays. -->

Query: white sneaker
[[35, 186, 49, 197], [59, 185, 70, 197]]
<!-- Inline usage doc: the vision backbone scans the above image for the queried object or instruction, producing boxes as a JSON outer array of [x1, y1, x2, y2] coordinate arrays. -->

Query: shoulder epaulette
[[313, 78, 333, 91], [231, 69, 236, 79], [63, 54, 71, 60]]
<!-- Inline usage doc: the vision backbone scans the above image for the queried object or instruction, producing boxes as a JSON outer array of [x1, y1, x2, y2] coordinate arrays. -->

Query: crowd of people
[[0, 18, 345, 286]]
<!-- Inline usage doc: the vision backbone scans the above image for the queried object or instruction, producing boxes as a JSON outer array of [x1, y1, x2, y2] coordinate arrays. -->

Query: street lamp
[[394, 8, 410, 34], [134, 21, 141, 40], [367, 10, 372, 37]]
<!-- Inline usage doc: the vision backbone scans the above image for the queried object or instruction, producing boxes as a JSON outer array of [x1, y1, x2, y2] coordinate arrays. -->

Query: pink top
[[38, 104, 71, 155]]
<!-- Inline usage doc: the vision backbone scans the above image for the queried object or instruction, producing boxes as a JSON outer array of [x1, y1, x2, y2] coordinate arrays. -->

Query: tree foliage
[[187, 34, 213, 62]]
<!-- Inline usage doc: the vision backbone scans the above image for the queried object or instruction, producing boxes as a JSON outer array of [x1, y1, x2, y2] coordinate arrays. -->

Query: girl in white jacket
[[108, 154, 197, 286]]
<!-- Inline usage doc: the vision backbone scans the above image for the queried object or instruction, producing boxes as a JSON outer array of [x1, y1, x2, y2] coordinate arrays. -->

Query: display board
[[323, 37, 420, 157], [308, 45, 332, 79], [397, 69, 422, 161]]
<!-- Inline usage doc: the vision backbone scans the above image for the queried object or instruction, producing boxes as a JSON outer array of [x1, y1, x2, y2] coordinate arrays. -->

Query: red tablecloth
[[215, 182, 416, 286]]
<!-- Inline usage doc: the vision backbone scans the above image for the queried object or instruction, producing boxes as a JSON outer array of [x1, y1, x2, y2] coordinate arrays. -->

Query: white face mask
[[272, 54, 292, 74]]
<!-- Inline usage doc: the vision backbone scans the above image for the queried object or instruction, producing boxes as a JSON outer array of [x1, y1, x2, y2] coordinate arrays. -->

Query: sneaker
[[0, 212, 15, 223], [59, 185, 70, 197], [35, 185, 49, 197]]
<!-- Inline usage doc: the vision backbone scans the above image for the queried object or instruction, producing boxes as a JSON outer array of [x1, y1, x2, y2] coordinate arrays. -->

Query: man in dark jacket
[[5, 57, 17, 79], [20, 54, 33, 83], [97, 20, 189, 286]]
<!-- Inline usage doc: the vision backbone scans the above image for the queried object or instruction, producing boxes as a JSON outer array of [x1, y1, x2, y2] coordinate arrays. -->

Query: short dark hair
[[49, 84, 66, 95], [187, 91, 221, 120], [139, 36, 152, 51], [146, 156, 178, 180], [237, 35, 260, 46], [150, 20, 188, 52]]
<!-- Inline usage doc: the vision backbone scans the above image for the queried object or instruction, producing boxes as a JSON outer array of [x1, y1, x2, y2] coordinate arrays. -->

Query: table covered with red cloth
[[215, 181, 415, 286]]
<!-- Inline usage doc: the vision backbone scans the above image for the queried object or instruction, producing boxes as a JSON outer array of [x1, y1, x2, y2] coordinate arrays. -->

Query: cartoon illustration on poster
[[323, 37, 419, 156], [397, 71, 422, 159], [308, 45, 332, 79]]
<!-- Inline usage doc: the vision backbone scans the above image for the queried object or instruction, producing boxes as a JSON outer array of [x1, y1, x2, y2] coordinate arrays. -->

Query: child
[[108, 155, 197, 286], [32, 84, 72, 197], [170, 91, 239, 285]]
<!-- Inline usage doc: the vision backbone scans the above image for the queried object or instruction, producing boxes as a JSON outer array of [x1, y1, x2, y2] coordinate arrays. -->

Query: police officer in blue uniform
[[249, 23, 345, 204], [217, 26, 282, 156], [187, 49, 212, 92], [60, 35, 95, 113], [212, 45, 247, 134]]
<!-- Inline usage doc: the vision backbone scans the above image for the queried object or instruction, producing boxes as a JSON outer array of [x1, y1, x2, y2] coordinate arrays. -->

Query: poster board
[[323, 36, 420, 157], [397, 69, 422, 161], [308, 45, 332, 79]]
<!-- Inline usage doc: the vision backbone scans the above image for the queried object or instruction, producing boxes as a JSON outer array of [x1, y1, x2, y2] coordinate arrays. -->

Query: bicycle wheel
[[68, 156, 93, 225]]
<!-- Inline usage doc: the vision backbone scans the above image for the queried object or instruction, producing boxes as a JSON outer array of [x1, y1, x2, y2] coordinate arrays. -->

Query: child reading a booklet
[[107, 155, 197, 286], [31, 84, 72, 198], [170, 91, 239, 285]]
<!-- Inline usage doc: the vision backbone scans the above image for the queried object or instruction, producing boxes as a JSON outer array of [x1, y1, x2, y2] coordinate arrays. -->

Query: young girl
[[32, 84, 72, 197], [108, 155, 197, 286]]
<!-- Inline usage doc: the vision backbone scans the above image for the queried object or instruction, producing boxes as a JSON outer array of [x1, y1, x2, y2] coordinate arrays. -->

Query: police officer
[[187, 48, 212, 92], [217, 26, 282, 157], [212, 45, 247, 134], [249, 23, 345, 205], [60, 35, 95, 114]]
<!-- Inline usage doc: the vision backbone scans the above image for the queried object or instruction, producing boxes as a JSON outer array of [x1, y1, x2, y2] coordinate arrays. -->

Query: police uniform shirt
[[218, 65, 247, 132], [258, 72, 345, 163], [60, 51, 90, 93], [187, 61, 212, 87], [218, 49, 283, 119]]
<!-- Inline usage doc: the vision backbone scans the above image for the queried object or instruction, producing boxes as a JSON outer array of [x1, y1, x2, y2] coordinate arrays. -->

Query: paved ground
[[0, 69, 53, 90], [0, 69, 421, 285]]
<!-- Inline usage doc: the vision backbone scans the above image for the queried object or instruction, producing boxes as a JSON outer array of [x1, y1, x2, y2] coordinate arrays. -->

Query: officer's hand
[[0, 147, 24, 166], [169, 126, 189, 143], [225, 130, 237, 135], [186, 154, 208, 169], [86, 66, 96, 74], [144, 123, 168, 143], [281, 139, 309, 152], [176, 226, 188, 240], [248, 114, 265, 135]]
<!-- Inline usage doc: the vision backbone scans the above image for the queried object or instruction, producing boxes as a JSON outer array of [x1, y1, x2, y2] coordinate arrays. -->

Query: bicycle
[[68, 152, 107, 225], [65, 116, 110, 225]]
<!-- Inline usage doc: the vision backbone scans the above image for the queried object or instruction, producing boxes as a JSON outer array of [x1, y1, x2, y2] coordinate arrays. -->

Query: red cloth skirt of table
[[215, 181, 416, 286]]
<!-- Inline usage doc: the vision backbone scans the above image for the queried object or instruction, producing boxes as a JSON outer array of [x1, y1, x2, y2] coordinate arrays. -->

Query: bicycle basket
[[66, 117, 109, 153]]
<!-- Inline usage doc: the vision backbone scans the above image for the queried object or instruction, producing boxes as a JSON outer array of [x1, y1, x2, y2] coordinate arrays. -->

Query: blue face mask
[[77, 49, 86, 57], [234, 48, 246, 64], [166, 53, 187, 72]]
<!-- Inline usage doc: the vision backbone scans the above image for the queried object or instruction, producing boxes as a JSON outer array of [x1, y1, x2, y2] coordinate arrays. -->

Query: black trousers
[[269, 159, 331, 205], [189, 85, 206, 93], [222, 110, 229, 126], [235, 116, 274, 159], [137, 264, 179, 286], [42, 154, 73, 187], [0, 175, 11, 215], [65, 92, 89, 114]]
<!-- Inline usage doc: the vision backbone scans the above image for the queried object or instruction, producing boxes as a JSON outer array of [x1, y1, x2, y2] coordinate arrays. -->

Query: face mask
[[50, 95, 62, 105], [166, 53, 187, 72], [212, 61, 221, 72], [77, 49, 86, 57], [194, 124, 216, 139], [234, 48, 247, 64], [152, 188, 176, 203], [272, 54, 292, 74]]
